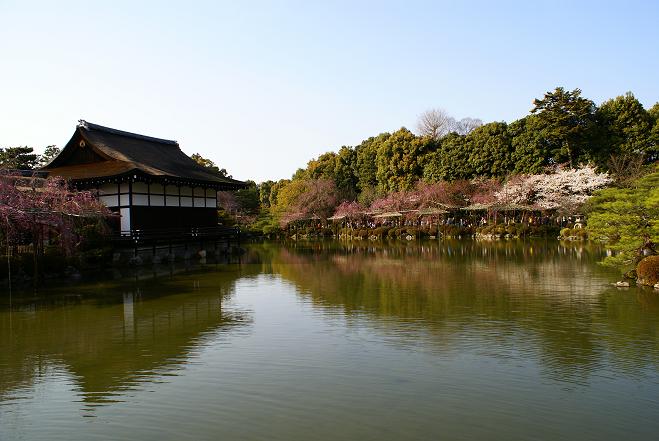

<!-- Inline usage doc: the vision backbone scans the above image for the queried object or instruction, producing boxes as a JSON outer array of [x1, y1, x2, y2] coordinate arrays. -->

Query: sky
[[1, 0, 658, 183]]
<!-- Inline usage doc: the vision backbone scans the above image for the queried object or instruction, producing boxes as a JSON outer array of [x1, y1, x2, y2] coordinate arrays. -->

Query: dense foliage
[[213, 87, 656, 235], [0, 146, 40, 170], [0, 145, 62, 170], [587, 168, 659, 268], [191, 153, 232, 178]]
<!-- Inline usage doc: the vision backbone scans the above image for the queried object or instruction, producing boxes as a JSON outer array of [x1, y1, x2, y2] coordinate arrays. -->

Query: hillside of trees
[[216, 87, 658, 233]]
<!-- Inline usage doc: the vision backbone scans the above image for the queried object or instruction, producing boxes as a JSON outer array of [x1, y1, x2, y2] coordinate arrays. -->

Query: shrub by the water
[[440, 225, 468, 237], [559, 227, 588, 240], [637, 256, 659, 286]]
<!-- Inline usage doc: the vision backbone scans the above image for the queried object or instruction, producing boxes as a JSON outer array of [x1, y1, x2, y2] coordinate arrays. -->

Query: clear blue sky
[[1, 0, 657, 182]]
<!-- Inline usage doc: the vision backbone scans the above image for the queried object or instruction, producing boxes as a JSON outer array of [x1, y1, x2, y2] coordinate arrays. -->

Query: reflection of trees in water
[[264, 240, 659, 384], [0, 265, 254, 408]]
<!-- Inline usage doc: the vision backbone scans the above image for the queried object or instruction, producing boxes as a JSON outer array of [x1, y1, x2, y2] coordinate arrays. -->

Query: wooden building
[[44, 120, 246, 234]]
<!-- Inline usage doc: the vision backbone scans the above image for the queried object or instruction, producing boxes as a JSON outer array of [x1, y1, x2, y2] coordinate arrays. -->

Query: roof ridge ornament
[[78, 119, 89, 129]]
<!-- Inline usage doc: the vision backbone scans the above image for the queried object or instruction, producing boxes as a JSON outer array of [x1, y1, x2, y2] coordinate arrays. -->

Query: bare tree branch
[[454, 117, 483, 135], [416, 109, 456, 140]]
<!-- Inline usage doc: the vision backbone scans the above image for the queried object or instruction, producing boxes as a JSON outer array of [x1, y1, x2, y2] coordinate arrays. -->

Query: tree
[[216, 191, 239, 213], [355, 133, 389, 194], [469, 178, 502, 205], [234, 180, 260, 215], [531, 87, 598, 166], [532, 165, 611, 212], [416, 108, 455, 140], [606, 152, 647, 187], [332, 200, 366, 219], [38, 145, 61, 167], [0, 146, 39, 170], [510, 115, 553, 174], [306, 147, 358, 199], [267, 179, 290, 208], [466, 122, 513, 177], [376, 128, 435, 192], [259, 180, 275, 208], [647, 102, 659, 161], [495, 165, 610, 212], [454, 117, 483, 135], [306, 152, 337, 180], [333, 146, 358, 199], [495, 174, 538, 206], [596, 92, 653, 161], [415, 180, 475, 208], [587, 169, 659, 268], [275, 179, 339, 226], [190, 153, 232, 178], [423, 133, 472, 182], [0, 172, 111, 255], [369, 188, 418, 213]]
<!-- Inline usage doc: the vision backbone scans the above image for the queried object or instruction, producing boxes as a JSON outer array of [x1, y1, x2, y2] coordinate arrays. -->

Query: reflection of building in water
[[0, 266, 253, 407], [123, 291, 135, 340]]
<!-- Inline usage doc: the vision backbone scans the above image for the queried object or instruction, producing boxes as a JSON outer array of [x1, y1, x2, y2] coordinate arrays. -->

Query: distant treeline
[[216, 87, 657, 231]]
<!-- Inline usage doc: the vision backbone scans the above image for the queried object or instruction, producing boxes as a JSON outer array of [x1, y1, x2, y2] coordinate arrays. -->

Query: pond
[[1, 240, 659, 441]]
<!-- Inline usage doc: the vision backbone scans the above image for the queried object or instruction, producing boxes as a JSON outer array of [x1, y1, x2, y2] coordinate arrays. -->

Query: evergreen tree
[[0, 146, 39, 170], [354, 133, 389, 192], [510, 115, 552, 173], [423, 133, 471, 181], [190, 153, 232, 178], [466, 121, 513, 177], [648, 103, 659, 161], [587, 168, 659, 268], [376, 128, 435, 192], [39, 145, 61, 167], [597, 92, 653, 160], [531, 87, 597, 166]]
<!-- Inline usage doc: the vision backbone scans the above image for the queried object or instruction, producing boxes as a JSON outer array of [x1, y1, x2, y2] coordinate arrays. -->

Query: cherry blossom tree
[[494, 174, 539, 206], [332, 201, 366, 218], [494, 165, 611, 212], [369, 189, 418, 213], [532, 165, 611, 212], [278, 179, 340, 226], [469, 178, 501, 205], [217, 191, 240, 213], [0, 172, 111, 255]]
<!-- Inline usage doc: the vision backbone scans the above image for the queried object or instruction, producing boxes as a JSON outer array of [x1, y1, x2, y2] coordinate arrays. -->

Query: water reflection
[[0, 264, 253, 410], [2, 241, 659, 440], [254, 240, 659, 385]]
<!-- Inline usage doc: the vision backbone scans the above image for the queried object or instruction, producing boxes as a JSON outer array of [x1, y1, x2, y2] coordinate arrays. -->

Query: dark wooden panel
[[65, 141, 106, 165], [130, 207, 218, 230]]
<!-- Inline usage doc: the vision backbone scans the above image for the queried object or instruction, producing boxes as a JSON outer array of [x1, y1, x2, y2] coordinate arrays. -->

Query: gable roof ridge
[[78, 120, 179, 146]]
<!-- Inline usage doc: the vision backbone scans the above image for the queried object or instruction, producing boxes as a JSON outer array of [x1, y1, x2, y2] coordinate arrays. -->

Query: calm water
[[1, 240, 659, 441]]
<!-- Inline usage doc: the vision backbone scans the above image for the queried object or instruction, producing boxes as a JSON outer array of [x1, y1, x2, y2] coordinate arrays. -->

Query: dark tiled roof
[[45, 121, 246, 188], [42, 161, 136, 179]]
